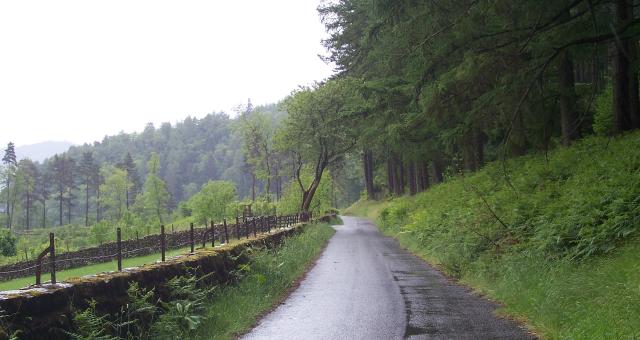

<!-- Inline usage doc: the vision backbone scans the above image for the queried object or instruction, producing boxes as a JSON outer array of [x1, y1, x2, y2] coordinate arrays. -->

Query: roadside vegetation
[[346, 132, 640, 339], [66, 222, 336, 340]]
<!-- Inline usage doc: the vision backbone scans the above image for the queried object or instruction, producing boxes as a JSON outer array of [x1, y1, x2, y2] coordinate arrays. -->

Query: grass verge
[[344, 132, 640, 339], [197, 222, 336, 339], [348, 198, 640, 339]]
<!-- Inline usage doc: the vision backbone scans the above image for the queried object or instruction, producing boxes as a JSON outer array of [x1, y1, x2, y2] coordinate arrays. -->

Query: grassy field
[[197, 222, 336, 339], [0, 246, 196, 291], [344, 133, 640, 339]]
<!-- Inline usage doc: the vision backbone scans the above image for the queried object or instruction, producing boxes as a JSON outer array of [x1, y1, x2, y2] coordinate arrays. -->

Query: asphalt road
[[242, 216, 535, 340]]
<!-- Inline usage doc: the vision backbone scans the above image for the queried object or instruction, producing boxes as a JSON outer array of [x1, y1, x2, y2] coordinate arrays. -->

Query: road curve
[[242, 216, 535, 340]]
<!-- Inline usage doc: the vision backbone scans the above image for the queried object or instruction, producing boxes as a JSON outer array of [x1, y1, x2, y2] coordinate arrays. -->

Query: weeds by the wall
[[68, 223, 335, 340]]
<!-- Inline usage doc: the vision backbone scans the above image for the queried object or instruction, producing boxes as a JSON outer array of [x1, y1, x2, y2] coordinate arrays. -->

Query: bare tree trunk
[[408, 161, 417, 195], [463, 130, 477, 172], [397, 159, 405, 195], [387, 156, 396, 195], [419, 160, 430, 191], [613, 0, 634, 133], [25, 192, 30, 230], [5, 176, 10, 228], [432, 152, 445, 183], [474, 129, 485, 169], [251, 173, 256, 201], [629, 40, 640, 128], [301, 176, 322, 212], [363, 149, 375, 199], [558, 17, 580, 145], [59, 192, 63, 226], [96, 186, 100, 223], [85, 181, 90, 227]]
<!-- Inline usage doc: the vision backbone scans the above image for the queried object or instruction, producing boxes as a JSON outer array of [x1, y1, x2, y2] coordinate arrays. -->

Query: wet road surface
[[243, 216, 535, 340]]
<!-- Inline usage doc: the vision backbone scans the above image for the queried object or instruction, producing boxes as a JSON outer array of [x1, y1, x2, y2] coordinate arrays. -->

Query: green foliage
[[276, 169, 334, 215], [277, 77, 363, 211], [99, 166, 129, 221], [188, 181, 237, 224], [70, 273, 214, 340], [378, 133, 640, 272], [593, 83, 614, 136], [0, 230, 17, 257], [136, 153, 170, 225]]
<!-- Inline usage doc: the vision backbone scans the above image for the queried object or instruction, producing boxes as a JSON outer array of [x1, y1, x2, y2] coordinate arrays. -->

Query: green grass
[[346, 132, 640, 339], [0, 246, 193, 291], [197, 223, 336, 339]]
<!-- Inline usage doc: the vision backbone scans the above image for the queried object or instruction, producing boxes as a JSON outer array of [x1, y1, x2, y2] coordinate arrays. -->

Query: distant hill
[[15, 141, 74, 163]]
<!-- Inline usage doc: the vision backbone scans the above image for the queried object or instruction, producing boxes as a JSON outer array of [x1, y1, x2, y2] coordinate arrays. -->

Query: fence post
[[223, 219, 229, 244], [49, 233, 56, 284], [35, 262, 41, 285], [35, 246, 49, 286], [245, 218, 250, 239], [161, 225, 166, 262], [252, 218, 257, 238], [117, 228, 122, 271], [190, 222, 195, 253]]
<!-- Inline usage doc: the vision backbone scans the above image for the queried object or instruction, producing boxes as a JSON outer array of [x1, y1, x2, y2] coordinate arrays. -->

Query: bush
[[378, 132, 640, 275], [0, 230, 17, 257]]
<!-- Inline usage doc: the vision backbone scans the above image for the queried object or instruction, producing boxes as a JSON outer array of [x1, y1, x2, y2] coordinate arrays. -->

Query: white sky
[[0, 0, 334, 147]]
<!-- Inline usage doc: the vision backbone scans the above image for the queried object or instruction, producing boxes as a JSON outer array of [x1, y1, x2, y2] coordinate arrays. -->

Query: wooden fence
[[0, 213, 304, 287]]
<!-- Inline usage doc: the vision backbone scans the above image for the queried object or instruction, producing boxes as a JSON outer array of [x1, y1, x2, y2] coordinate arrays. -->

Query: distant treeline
[[0, 102, 363, 231]]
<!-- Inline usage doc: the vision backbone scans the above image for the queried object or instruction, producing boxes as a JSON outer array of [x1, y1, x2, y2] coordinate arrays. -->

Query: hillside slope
[[346, 132, 640, 339]]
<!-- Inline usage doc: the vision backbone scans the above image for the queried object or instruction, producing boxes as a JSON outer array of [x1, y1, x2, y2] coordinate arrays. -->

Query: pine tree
[[2, 142, 17, 228], [17, 159, 38, 230], [118, 153, 140, 210], [80, 152, 98, 226]]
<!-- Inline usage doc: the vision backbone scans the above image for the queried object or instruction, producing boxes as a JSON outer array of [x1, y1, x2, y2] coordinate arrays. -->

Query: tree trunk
[[67, 199, 72, 225], [363, 149, 375, 200], [25, 192, 30, 230], [474, 129, 485, 169], [301, 176, 322, 212], [392, 155, 404, 196], [558, 26, 580, 145], [408, 162, 417, 195], [5, 176, 10, 228], [59, 192, 63, 226], [251, 173, 256, 201], [432, 153, 445, 183], [613, 0, 634, 133], [629, 40, 640, 128], [85, 181, 90, 227], [463, 130, 477, 173], [418, 160, 430, 191], [96, 186, 100, 223], [387, 156, 396, 195], [42, 200, 46, 228]]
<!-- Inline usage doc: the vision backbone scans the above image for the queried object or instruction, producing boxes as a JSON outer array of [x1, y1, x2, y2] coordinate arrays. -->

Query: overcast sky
[[0, 0, 334, 147]]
